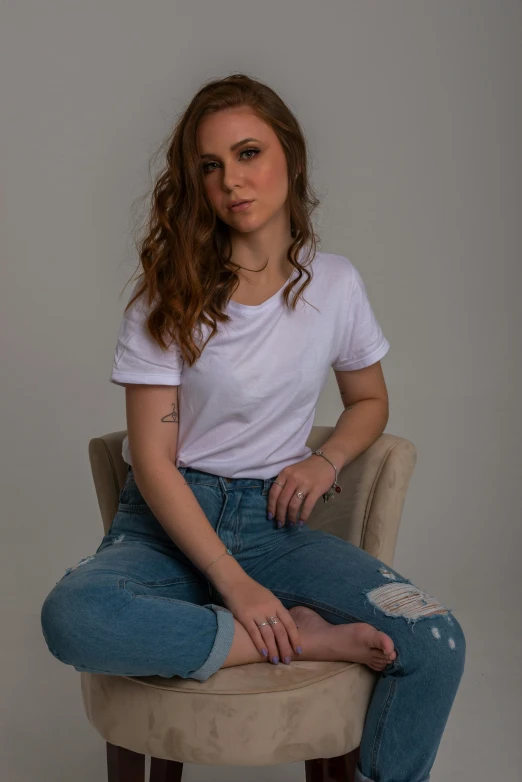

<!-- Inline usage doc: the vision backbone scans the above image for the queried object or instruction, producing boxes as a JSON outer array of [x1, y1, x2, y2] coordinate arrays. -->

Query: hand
[[220, 575, 302, 663], [267, 454, 335, 527]]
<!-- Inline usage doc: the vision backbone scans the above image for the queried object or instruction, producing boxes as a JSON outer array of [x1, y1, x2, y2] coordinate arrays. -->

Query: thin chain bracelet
[[203, 547, 233, 575]]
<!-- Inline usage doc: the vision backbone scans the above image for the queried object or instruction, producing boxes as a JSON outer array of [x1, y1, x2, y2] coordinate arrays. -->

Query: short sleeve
[[331, 265, 390, 371], [109, 280, 183, 387]]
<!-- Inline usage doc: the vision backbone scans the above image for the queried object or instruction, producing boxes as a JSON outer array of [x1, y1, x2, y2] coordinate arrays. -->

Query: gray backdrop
[[2, 1, 521, 780]]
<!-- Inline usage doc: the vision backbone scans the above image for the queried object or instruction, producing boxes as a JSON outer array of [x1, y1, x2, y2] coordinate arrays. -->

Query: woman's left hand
[[267, 455, 335, 527]]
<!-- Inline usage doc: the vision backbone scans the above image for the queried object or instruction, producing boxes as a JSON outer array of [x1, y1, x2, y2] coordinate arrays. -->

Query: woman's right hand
[[220, 575, 302, 663]]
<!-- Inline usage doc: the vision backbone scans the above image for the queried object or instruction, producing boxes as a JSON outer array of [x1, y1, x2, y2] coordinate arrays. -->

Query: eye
[[240, 147, 260, 160], [202, 147, 260, 174]]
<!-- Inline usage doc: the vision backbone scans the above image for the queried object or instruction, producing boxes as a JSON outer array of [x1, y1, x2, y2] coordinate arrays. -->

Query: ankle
[[221, 619, 267, 669]]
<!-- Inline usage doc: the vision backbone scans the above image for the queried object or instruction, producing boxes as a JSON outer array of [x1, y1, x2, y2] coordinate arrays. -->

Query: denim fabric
[[41, 465, 465, 782]]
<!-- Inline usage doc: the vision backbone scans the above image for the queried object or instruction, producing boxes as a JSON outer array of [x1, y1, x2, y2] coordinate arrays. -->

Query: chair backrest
[[88, 426, 417, 566]]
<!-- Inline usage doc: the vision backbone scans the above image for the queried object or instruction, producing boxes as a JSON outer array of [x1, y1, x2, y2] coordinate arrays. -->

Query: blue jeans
[[41, 465, 466, 782]]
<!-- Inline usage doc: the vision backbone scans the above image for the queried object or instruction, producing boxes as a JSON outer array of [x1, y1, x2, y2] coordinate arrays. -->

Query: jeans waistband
[[178, 465, 276, 493], [128, 463, 277, 494]]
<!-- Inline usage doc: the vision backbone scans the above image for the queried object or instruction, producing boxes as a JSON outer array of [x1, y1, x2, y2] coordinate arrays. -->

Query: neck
[[229, 218, 294, 285]]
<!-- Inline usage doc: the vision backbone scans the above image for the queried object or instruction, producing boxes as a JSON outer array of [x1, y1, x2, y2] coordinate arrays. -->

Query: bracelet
[[312, 449, 343, 502], [203, 547, 233, 575]]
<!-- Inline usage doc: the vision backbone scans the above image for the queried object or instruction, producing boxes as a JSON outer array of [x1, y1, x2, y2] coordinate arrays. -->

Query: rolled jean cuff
[[355, 764, 430, 782], [189, 604, 235, 682]]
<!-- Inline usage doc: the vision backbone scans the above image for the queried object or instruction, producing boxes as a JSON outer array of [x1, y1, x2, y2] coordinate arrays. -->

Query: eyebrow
[[199, 138, 261, 160]]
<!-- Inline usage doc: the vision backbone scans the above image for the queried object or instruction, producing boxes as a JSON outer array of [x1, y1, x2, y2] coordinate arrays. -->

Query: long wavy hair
[[122, 73, 322, 368]]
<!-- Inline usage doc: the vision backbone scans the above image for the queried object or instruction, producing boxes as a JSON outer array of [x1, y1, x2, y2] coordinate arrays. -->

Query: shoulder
[[314, 251, 360, 290]]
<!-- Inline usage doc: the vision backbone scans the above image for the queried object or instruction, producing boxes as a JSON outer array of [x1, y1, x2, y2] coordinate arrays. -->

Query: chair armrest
[[305, 428, 417, 568], [88, 427, 417, 567], [88, 431, 128, 534]]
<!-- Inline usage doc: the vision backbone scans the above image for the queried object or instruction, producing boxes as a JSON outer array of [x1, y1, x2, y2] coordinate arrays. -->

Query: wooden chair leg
[[305, 747, 361, 782], [107, 741, 145, 782], [344, 747, 361, 781], [149, 756, 184, 782]]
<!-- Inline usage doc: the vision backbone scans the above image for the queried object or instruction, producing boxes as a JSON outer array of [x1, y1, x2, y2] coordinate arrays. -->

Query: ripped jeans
[[40, 465, 466, 782]]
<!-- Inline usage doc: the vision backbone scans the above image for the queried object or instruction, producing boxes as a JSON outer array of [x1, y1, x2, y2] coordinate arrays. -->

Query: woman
[[41, 73, 465, 782]]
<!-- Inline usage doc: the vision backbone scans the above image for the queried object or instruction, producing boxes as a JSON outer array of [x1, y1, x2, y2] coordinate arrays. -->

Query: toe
[[377, 632, 396, 657]]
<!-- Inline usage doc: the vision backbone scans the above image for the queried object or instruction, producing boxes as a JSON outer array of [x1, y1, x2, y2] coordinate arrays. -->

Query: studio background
[[2, 1, 520, 780]]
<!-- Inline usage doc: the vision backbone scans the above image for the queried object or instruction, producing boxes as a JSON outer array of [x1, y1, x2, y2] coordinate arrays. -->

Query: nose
[[222, 166, 244, 192]]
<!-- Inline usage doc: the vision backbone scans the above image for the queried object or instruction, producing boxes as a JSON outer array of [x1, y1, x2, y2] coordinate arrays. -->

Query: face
[[196, 106, 292, 235]]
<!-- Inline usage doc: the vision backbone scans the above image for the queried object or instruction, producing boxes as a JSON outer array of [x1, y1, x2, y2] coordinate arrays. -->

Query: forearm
[[132, 459, 249, 593], [313, 398, 389, 474]]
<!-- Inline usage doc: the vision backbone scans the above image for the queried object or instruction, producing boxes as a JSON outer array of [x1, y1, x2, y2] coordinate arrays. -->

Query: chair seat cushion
[[81, 660, 377, 765]]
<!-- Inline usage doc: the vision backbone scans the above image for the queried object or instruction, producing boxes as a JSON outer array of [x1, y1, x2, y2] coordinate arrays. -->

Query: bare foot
[[289, 605, 397, 672]]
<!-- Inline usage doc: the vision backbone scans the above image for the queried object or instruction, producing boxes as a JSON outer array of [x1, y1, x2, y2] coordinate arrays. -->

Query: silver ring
[[257, 617, 279, 628], [274, 480, 285, 488], [296, 491, 306, 500]]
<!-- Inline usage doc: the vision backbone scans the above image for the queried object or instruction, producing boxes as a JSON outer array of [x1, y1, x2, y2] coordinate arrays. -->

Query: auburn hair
[[121, 72, 322, 368]]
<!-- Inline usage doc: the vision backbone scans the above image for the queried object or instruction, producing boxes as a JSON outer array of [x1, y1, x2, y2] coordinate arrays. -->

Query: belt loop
[[218, 476, 230, 492]]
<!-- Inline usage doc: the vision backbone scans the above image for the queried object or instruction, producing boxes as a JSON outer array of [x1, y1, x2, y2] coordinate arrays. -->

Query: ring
[[274, 480, 306, 501], [256, 617, 279, 628]]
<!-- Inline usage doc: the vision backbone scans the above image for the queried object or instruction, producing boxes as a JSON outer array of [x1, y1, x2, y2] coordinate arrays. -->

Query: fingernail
[[296, 646, 302, 654], [298, 519, 304, 527], [272, 656, 279, 664], [284, 656, 291, 664], [276, 521, 284, 528], [289, 521, 295, 528], [267, 512, 273, 520]]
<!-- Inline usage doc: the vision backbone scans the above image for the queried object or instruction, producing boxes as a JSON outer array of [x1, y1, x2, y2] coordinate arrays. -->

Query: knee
[[40, 578, 93, 665], [409, 612, 466, 683], [442, 612, 466, 673], [41, 584, 75, 664], [40, 575, 124, 668], [365, 579, 466, 674]]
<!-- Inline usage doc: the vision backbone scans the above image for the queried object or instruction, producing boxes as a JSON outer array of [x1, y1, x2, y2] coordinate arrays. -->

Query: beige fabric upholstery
[[83, 427, 416, 765]]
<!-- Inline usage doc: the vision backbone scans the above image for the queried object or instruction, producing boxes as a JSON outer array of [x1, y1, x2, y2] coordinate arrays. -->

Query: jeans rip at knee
[[365, 565, 455, 631]]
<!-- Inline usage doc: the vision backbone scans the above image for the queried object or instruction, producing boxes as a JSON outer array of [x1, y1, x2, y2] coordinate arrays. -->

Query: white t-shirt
[[110, 248, 390, 479]]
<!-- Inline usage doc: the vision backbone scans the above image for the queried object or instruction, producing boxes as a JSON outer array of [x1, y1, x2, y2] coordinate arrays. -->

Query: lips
[[228, 200, 253, 211]]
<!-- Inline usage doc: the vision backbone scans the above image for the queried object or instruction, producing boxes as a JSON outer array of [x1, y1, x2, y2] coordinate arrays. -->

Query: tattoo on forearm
[[161, 404, 179, 423]]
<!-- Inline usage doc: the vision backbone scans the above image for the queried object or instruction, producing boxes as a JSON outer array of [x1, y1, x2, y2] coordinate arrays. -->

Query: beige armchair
[[84, 426, 416, 782]]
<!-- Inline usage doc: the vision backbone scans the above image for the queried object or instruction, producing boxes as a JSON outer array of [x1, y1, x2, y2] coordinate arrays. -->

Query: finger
[[267, 482, 285, 527], [293, 494, 313, 527], [286, 493, 307, 526], [275, 484, 295, 527], [253, 621, 279, 664], [276, 606, 302, 655], [247, 620, 272, 659], [270, 617, 295, 663]]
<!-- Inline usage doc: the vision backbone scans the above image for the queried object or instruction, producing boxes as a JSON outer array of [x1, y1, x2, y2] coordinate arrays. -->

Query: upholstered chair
[[84, 425, 416, 782]]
